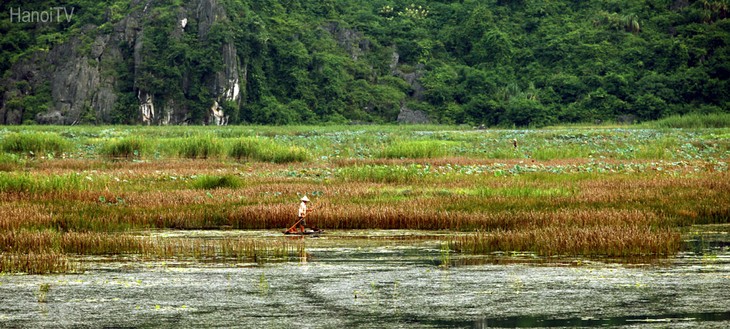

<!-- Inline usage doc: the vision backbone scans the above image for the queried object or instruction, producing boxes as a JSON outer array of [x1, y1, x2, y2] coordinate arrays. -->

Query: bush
[[229, 137, 309, 163], [0, 132, 70, 156], [191, 175, 242, 190]]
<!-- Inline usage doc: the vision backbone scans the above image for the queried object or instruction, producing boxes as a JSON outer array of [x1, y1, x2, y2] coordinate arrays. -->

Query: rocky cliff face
[[0, 0, 243, 125]]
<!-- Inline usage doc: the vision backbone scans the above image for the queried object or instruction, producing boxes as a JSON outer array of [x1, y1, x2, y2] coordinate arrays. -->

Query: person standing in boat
[[295, 195, 313, 233]]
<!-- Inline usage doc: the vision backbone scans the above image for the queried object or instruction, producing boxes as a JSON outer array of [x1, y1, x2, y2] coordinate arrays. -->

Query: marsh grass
[[378, 140, 459, 159], [0, 132, 70, 156], [450, 226, 681, 257], [1, 126, 727, 271], [336, 165, 428, 183], [649, 113, 730, 128], [0, 230, 304, 273], [530, 145, 592, 160], [168, 136, 223, 159], [228, 137, 309, 163], [100, 137, 147, 159], [0, 252, 75, 274], [191, 175, 242, 190], [0, 153, 23, 171], [0, 173, 86, 195], [473, 186, 575, 198]]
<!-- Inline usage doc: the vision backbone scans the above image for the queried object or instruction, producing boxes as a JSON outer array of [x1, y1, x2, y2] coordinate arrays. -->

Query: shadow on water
[[466, 311, 730, 328]]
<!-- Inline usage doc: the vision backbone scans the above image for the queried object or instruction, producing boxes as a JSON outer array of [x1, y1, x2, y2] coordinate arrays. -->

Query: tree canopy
[[1, 0, 728, 126]]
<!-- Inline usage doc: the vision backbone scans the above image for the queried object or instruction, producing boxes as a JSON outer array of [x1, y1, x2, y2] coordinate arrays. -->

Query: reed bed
[[191, 175, 242, 190], [449, 226, 682, 257], [229, 137, 309, 163], [166, 136, 224, 159], [377, 140, 459, 159], [648, 113, 730, 128], [99, 137, 147, 159], [0, 132, 70, 156], [0, 231, 304, 273], [0, 172, 87, 196], [0, 252, 76, 274]]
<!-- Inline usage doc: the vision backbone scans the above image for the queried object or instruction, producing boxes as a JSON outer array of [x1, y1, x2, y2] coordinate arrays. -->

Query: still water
[[1, 227, 728, 328]]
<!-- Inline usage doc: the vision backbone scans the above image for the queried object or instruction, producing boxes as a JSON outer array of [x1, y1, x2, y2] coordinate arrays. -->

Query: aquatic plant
[[37, 283, 51, 303]]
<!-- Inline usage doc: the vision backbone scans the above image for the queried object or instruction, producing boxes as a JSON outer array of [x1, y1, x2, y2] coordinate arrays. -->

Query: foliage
[[0, 0, 729, 126]]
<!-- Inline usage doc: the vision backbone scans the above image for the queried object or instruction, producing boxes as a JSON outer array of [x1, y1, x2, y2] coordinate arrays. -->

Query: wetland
[[0, 125, 729, 327]]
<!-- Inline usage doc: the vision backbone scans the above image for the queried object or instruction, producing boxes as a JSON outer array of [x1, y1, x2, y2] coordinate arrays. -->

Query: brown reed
[[449, 226, 682, 257], [0, 230, 304, 274], [0, 252, 77, 274]]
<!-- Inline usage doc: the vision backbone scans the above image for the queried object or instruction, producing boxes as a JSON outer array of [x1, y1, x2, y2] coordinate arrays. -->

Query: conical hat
[[301, 195, 310, 202]]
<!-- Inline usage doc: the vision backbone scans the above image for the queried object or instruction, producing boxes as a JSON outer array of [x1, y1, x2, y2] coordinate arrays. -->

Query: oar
[[285, 217, 305, 233]]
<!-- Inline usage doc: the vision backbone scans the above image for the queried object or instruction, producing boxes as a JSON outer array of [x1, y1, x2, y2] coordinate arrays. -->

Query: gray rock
[[397, 103, 429, 124]]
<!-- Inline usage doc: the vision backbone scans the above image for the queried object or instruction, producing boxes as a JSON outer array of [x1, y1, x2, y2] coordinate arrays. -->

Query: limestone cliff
[[1, 0, 243, 125]]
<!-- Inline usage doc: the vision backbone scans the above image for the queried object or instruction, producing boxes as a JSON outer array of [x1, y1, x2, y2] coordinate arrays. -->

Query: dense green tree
[[1, 0, 729, 126]]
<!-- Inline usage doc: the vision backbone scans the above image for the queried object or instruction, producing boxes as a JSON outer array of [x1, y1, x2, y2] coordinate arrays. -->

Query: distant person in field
[[512, 138, 518, 149], [294, 195, 313, 233]]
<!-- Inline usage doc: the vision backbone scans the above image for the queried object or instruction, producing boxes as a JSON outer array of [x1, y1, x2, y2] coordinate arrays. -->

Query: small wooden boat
[[282, 227, 324, 235]]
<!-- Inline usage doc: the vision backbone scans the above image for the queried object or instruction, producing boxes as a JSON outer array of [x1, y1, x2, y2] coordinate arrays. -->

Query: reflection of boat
[[282, 227, 324, 236]]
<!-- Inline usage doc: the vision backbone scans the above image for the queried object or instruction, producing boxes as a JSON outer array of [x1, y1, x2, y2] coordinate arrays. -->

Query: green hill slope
[[1, 0, 728, 125]]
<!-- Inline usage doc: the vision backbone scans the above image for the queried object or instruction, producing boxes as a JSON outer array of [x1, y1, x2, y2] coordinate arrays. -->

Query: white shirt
[[298, 202, 307, 217]]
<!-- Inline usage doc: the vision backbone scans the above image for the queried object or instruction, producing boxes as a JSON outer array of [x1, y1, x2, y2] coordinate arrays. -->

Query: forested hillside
[[1, 0, 729, 126]]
